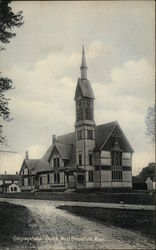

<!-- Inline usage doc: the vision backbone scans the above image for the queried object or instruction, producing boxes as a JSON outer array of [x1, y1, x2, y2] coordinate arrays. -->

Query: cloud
[[111, 58, 154, 100], [0, 42, 155, 175]]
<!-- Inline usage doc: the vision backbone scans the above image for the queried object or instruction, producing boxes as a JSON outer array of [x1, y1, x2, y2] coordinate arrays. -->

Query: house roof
[[42, 145, 54, 161], [55, 143, 72, 159], [41, 120, 133, 167], [95, 121, 117, 151], [31, 160, 51, 174], [41, 132, 75, 162], [25, 159, 40, 172], [0, 174, 21, 181], [95, 121, 134, 152], [57, 132, 75, 145], [74, 78, 94, 100]]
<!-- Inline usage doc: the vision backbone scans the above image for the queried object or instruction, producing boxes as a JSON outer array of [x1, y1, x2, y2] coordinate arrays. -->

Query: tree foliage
[[145, 105, 155, 144], [0, 0, 23, 50], [0, 1, 23, 145], [137, 163, 156, 182]]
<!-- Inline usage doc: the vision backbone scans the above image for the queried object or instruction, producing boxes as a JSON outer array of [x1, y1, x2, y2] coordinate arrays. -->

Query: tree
[[145, 105, 155, 144], [0, 1, 23, 144], [137, 162, 156, 182]]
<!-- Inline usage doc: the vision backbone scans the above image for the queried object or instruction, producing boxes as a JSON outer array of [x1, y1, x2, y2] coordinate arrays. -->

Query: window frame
[[88, 170, 94, 182], [112, 170, 122, 182], [79, 154, 82, 166], [87, 129, 93, 140], [54, 172, 60, 184], [89, 153, 93, 165], [77, 130, 82, 140], [40, 176, 42, 185]]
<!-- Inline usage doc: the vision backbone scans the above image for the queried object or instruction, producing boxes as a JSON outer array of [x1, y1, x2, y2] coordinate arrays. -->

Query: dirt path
[[0, 198, 154, 250]]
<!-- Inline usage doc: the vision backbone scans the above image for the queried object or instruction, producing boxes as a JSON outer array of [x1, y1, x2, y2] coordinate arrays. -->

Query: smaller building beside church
[[19, 46, 134, 192], [0, 173, 21, 193]]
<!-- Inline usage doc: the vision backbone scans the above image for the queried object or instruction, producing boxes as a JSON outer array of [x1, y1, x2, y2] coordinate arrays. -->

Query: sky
[[0, 1, 155, 175]]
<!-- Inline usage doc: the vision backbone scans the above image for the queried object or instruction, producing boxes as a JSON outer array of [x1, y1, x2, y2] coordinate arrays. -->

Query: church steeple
[[80, 45, 88, 79]]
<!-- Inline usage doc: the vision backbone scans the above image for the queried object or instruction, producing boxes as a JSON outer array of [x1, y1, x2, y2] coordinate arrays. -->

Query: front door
[[77, 174, 85, 186], [68, 173, 76, 188], [34, 175, 39, 189]]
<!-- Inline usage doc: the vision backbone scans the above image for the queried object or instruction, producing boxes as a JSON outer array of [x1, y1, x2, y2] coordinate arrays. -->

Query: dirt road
[[0, 198, 154, 249]]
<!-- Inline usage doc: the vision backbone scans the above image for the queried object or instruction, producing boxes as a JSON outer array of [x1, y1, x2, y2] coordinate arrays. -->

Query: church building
[[19, 46, 134, 191]]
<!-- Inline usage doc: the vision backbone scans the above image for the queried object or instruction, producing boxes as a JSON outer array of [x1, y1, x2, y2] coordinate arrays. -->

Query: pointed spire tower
[[74, 46, 96, 182]]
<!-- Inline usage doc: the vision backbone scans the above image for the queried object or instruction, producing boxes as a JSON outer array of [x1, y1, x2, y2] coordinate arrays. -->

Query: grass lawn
[[0, 202, 37, 248], [58, 205, 156, 240]]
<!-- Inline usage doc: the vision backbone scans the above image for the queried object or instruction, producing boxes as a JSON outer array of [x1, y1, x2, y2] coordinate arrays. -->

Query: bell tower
[[74, 46, 96, 183]]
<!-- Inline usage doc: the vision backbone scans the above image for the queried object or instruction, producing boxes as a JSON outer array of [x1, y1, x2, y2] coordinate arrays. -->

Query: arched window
[[111, 140, 122, 166], [111, 140, 122, 182]]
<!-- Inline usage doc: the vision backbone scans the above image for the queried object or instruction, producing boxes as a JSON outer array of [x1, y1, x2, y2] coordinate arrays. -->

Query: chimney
[[25, 151, 29, 160], [16, 171, 18, 175], [52, 134, 57, 144], [5, 171, 7, 175]]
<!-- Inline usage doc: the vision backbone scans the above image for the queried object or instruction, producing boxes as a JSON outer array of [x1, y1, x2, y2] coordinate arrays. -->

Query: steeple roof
[[80, 45, 87, 69], [74, 78, 94, 100], [75, 46, 94, 100]]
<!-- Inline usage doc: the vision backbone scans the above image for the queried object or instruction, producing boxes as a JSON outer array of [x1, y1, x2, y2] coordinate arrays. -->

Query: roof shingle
[[74, 78, 94, 99]]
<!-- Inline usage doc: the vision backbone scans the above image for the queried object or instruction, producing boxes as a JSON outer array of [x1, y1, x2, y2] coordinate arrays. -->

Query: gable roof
[[40, 121, 133, 168], [57, 132, 75, 145], [31, 160, 50, 174], [25, 159, 40, 172], [42, 145, 54, 161], [41, 132, 75, 162], [74, 78, 94, 100], [19, 159, 40, 175], [0, 174, 21, 181], [55, 143, 72, 159], [95, 121, 117, 151], [95, 121, 134, 152]]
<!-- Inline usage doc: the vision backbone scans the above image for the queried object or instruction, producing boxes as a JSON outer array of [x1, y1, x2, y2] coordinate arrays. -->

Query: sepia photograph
[[0, 0, 155, 249]]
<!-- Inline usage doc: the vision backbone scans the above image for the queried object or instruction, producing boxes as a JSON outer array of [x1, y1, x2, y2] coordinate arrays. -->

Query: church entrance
[[76, 173, 86, 189], [77, 174, 85, 185]]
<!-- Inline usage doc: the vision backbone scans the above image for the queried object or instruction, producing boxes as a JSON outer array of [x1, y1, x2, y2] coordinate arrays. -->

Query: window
[[32, 177, 35, 186], [28, 177, 31, 186], [112, 171, 122, 182], [47, 174, 50, 184], [76, 101, 83, 121], [54, 157, 60, 167], [53, 158, 56, 168], [79, 154, 82, 166], [57, 158, 60, 167], [89, 153, 92, 165], [113, 128, 119, 135], [40, 177, 42, 185], [14, 187, 17, 191], [77, 130, 82, 140], [22, 178, 24, 186], [77, 175, 84, 184], [11, 187, 13, 191], [111, 151, 122, 166], [88, 171, 94, 182], [54, 173, 60, 183], [87, 130, 93, 139]]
